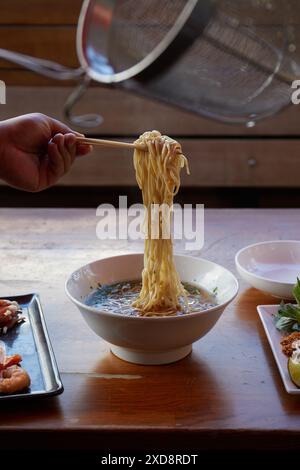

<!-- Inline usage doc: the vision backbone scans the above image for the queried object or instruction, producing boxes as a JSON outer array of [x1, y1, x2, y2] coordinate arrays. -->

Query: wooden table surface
[[1, 208, 300, 451]]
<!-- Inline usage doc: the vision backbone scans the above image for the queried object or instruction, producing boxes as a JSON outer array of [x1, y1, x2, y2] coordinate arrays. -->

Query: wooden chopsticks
[[76, 137, 146, 151]]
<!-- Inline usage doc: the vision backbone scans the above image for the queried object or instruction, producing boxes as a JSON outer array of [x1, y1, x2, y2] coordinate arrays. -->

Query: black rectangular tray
[[0, 293, 63, 400]]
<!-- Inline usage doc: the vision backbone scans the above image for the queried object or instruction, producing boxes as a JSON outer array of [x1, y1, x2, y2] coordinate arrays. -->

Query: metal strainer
[[0, 0, 299, 126], [77, 0, 300, 124]]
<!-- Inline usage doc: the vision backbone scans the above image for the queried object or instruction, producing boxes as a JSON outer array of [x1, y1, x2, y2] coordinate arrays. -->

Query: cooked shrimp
[[0, 299, 24, 334], [0, 341, 30, 394], [0, 365, 30, 394]]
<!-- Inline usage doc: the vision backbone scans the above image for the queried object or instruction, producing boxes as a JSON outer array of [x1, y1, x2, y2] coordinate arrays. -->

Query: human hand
[[0, 113, 93, 192]]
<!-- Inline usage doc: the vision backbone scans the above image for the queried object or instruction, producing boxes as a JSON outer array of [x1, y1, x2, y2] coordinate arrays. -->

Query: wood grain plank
[[0, 69, 75, 86], [0, 208, 300, 450], [1, 86, 300, 136], [1, 0, 300, 27], [0, 137, 291, 188], [52, 139, 300, 188], [0, 0, 83, 24], [0, 27, 78, 69]]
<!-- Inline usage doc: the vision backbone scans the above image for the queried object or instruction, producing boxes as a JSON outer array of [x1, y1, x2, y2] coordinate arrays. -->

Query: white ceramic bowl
[[235, 240, 300, 299], [66, 253, 239, 365]]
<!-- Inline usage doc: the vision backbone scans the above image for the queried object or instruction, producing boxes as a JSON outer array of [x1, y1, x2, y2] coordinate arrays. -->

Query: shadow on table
[[234, 287, 275, 321], [76, 349, 234, 427]]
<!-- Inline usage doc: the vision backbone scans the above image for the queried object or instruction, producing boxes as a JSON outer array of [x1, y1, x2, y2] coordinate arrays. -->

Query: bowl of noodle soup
[[66, 131, 238, 364], [66, 253, 238, 365]]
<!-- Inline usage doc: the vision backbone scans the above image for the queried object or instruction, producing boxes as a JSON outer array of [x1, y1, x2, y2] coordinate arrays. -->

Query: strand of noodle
[[132, 130, 189, 317]]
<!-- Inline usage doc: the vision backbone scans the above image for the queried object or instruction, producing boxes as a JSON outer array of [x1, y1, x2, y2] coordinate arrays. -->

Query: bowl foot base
[[110, 344, 192, 365]]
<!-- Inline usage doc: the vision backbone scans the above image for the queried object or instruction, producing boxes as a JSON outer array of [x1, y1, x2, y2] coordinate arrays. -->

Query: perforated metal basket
[[76, 0, 300, 125], [0, 0, 299, 127]]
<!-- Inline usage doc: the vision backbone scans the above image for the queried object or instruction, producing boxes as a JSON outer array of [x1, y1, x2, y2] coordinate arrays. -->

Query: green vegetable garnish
[[274, 278, 300, 332]]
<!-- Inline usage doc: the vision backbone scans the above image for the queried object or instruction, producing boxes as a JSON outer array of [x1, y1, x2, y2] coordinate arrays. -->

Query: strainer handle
[[63, 75, 103, 128], [0, 48, 103, 129], [0, 48, 84, 80]]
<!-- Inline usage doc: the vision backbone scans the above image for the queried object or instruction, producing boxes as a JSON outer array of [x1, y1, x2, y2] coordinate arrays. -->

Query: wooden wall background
[[0, 0, 300, 201]]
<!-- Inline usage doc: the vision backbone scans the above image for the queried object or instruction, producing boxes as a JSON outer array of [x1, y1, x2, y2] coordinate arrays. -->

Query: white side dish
[[236, 241, 300, 299], [257, 304, 300, 395]]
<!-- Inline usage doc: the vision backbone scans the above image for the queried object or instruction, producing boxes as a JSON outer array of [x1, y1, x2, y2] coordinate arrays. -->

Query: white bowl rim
[[65, 253, 239, 321], [235, 240, 300, 287]]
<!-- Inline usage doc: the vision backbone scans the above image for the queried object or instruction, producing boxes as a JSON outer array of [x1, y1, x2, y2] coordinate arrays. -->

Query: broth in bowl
[[85, 280, 217, 317]]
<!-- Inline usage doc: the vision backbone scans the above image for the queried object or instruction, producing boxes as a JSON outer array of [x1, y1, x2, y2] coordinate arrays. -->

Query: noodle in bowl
[[66, 131, 238, 364], [65, 253, 239, 365]]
